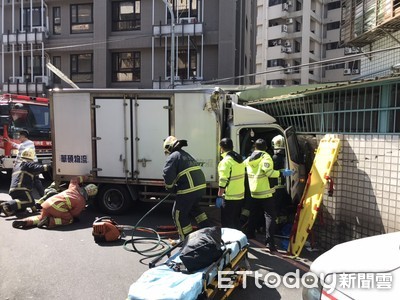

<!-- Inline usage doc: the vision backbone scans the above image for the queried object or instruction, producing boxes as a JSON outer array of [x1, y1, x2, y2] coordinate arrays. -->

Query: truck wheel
[[97, 184, 133, 215]]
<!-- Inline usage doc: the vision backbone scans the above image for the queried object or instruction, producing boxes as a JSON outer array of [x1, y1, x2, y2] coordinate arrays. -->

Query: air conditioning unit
[[344, 47, 352, 54], [285, 47, 292, 53], [343, 68, 351, 75], [286, 63, 291, 67], [282, 24, 288, 32], [352, 69, 360, 74], [282, 3, 289, 11], [284, 41, 291, 47], [277, 39, 282, 45], [284, 68, 293, 74], [286, 18, 293, 25]]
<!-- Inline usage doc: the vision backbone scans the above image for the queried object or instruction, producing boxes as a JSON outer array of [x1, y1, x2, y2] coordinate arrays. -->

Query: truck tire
[[97, 184, 133, 215]]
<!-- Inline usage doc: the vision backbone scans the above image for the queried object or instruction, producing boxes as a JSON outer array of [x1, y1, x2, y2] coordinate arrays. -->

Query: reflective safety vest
[[163, 149, 206, 195], [218, 151, 245, 200], [245, 150, 280, 199]]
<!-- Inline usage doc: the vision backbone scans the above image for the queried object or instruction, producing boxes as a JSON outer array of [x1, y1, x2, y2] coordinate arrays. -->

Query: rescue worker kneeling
[[12, 176, 98, 229], [0, 148, 50, 216]]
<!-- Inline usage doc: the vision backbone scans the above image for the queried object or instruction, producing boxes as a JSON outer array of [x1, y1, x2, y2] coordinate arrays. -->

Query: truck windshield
[[5, 103, 51, 141]]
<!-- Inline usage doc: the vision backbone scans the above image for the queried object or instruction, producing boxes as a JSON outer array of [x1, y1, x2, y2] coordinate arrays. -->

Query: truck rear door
[[133, 99, 169, 179], [95, 98, 132, 178], [52, 92, 93, 176]]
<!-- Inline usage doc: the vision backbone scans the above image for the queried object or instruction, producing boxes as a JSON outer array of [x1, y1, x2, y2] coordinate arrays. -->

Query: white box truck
[[50, 87, 306, 214]]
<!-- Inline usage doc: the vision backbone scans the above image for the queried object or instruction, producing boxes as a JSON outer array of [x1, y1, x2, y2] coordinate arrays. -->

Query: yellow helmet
[[272, 135, 285, 150], [84, 184, 98, 197], [21, 148, 36, 161], [163, 136, 178, 154]]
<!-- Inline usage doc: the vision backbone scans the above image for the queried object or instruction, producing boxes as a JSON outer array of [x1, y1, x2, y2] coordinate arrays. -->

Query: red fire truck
[[0, 94, 52, 178]]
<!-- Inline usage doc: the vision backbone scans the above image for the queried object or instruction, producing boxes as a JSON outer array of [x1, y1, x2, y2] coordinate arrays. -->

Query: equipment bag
[[179, 226, 224, 272], [92, 216, 122, 243]]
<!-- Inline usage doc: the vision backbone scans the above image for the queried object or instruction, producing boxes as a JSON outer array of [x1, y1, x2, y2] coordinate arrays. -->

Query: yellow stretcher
[[127, 228, 249, 300], [288, 134, 340, 257]]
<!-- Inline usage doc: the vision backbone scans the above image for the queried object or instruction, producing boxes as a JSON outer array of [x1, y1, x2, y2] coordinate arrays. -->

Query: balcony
[[2, 27, 49, 45], [341, 2, 400, 47], [153, 21, 203, 37], [2, 76, 50, 95]]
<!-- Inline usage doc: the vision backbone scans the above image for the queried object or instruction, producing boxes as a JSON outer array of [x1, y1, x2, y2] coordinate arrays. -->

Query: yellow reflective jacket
[[218, 151, 245, 200], [245, 150, 280, 199]]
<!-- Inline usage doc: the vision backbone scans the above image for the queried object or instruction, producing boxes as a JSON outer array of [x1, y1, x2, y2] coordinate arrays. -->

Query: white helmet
[[21, 148, 36, 161], [163, 136, 178, 154], [272, 135, 285, 150], [84, 184, 98, 197]]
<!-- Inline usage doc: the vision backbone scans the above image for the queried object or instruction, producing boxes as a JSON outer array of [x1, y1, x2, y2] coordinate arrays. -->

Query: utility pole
[[161, 0, 175, 89]]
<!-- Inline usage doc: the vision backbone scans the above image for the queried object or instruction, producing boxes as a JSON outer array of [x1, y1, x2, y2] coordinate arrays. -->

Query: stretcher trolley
[[128, 228, 249, 300]]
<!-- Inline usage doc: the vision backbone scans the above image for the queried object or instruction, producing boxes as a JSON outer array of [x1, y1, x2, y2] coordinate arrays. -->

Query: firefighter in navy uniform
[[0, 148, 51, 216], [271, 135, 293, 229], [162, 136, 210, 241]]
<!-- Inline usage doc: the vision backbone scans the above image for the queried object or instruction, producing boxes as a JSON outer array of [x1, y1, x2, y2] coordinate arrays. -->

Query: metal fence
[[249, 76, 400, 134]]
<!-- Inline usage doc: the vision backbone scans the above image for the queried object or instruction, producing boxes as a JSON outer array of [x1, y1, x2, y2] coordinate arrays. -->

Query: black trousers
[[221, 199, 243, 230], [172, 190, 210, 240], [247, 197, 277, 243]]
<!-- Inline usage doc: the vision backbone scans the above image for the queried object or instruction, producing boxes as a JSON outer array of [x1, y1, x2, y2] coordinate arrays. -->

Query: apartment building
[[255, 0, 361, 86], [341, 0, 400, 79], [0, 0, 256, 95]]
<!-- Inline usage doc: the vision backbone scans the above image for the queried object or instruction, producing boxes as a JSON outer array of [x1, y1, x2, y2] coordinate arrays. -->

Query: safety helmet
[[271, 135, 285, 150], [84, 184, 98, 197], [21, 148, 36, 161], [163, 136, 178, 154]]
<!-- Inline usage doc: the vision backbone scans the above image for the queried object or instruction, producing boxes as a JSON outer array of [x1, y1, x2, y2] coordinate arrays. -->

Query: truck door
[[95, 98, 132, 178], [284, 126, 306, 203], [133, 99, 169, 179]]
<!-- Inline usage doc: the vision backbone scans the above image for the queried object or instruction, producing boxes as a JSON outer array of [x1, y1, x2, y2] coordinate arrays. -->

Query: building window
[[21, 7, 46, 31], [112, 1, 141, 31], [52, 56, 61, 84], [326, 21, 340, 31], [267, 79, 285, 86], [326, 42, 339, 50], [22, 56, 42, 81], [267, 59, 286, 67], [269, 0, 283, 6], [70, 54, 93, 82], [70, 4, 93, 33], [167, 49, 198, 79], [53, 7, 61, 35], [112, 52, 141, 82], [327, 1, 341, 10], [169, 0, 198, 23]]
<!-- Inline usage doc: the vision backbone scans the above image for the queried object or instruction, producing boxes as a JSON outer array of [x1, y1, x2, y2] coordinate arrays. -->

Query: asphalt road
[[0, 176, 316, 300]]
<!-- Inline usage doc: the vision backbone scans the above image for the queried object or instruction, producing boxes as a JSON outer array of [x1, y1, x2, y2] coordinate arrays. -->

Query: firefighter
[[271, 135, 292, 228], [0, 148, 50, 217], [4, 129, 45, 197], [216, 138, 245, 230], [245, 138, 293, 251], [162, 136, 210, 241], [12, 176, 98, 229]]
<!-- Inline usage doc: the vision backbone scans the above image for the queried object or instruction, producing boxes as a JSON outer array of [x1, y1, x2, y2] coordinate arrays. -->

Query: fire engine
[[0, 94, 52, 177]]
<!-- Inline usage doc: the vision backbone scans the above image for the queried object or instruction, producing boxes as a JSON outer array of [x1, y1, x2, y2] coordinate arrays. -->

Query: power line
[[203, 44, 400, 84]]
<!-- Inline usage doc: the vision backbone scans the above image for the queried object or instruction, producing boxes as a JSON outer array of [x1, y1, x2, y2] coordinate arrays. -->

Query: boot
[[266, 237, 278, 252], [0, 203, 14, 217], [37, 216, 50, 228], [12, 220, 28, 229]]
